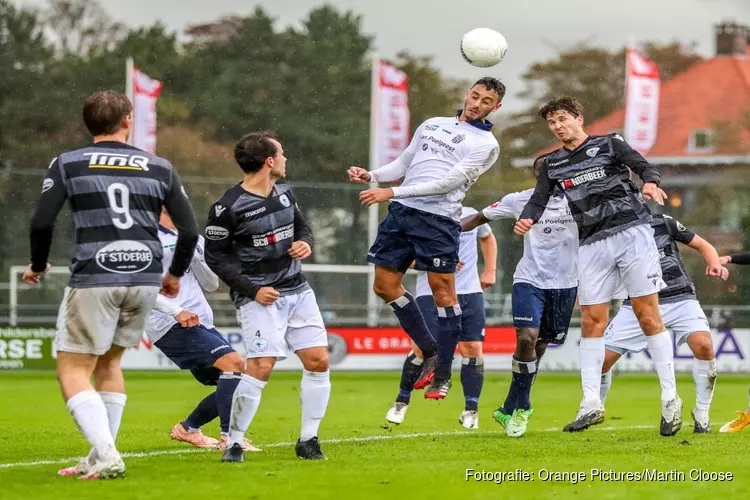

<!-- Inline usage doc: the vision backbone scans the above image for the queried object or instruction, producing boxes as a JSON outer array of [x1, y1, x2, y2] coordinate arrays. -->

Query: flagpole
[[125, 57, 134, 146], [366, 55, 380, 328]]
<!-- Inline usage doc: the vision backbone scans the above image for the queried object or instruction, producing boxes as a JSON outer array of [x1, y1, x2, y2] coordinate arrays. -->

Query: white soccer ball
[[460, 28, 508, 68]]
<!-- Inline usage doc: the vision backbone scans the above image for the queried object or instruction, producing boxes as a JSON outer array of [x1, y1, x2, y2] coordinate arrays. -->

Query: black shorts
[[367, 202, 460, 274], [154, 325, 236, 386]]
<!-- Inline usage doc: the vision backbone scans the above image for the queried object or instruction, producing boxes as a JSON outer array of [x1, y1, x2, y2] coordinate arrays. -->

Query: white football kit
[[145, 228, 219, 343], [482, 188, 578, 289], [369, 115, 500, 221]]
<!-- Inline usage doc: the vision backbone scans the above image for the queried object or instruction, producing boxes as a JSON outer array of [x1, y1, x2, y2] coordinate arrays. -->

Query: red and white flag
[[624, 49, 660, 155], [131, 67, 163, 154], [373, 60, 410, 167]]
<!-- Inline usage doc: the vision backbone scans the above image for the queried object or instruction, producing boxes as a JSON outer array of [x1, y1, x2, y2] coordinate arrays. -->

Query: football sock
[[217, 372, 243, 433], [66, 390, 117, 461], [184, 392, 219, 431], [460, 357, 484, 412], [396, 353, 423, 404], [300, 370, 331, 442], [600, 371, 612, 405], [579, 337, 605, 405], [435, 305, 462, 380], [693, 359, 717, 411], [98, 391, 127, 441], [506, 358, 536, 412], [388, 292, 437, 357], [646, 332, 677, 402], [228, 374, 266, 446]]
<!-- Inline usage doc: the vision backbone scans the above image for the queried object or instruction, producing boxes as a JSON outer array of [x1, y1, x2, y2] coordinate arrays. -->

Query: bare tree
[[44, 0, 124, 56]]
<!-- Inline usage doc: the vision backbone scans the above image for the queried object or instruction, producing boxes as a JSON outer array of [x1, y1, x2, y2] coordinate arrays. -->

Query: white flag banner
[[374, 60, 409, 167], [132, 67, 163, 154], [624, 49, 660, 154]]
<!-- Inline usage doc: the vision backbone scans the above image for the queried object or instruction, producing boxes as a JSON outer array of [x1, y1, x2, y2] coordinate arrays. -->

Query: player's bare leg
[[222, 356, 275, 463], [458, 341, 483, 429], [686, 332, 716, 433], [373, 266, 437, 388], [632, 293, 682, 436], [386, 343, 423, 425], [563, 302, 608, 432], [57, 351, 123, 479], [295, 346, 331, 460], [425, 271, 460, 399]]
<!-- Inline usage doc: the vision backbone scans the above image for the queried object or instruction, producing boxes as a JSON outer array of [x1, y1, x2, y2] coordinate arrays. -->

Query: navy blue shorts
[[154, 325, 236, 386], [416, 293, 486, 342], [512, 283, 577, 345], [367, 202, 461, 274]]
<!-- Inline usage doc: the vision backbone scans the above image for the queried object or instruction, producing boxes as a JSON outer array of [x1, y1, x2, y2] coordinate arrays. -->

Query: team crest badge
[[279, 194, 291, 207], [452, 134, 466, 144], [586, 147, 600, 157], [252, 338, 268, 352]]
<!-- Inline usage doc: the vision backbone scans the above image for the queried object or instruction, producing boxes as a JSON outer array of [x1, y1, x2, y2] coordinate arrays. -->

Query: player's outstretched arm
[[518, 161, 554, 234], [389, 143, 500, 200], [27, 158, 68, 284], [610, 134, 666, 205], [204, 201, 262, 300], [461, 212, 490, 232], [721, 252, 750, 265], [673, 218, 729, 280]]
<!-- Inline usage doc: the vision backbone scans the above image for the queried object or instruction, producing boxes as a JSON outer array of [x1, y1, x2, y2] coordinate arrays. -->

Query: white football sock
[[66, 390, 117, 461], [300, 370, 331, 442], [98, 391, 127, 441], [692, 359, 717, 411], [646, 332, 677, 402], [228, 374, 266, 446], [579, 337, 604, 406], [600, 370, 612, 405]]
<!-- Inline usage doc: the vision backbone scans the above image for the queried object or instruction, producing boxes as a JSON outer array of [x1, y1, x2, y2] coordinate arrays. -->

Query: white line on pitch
[[0, 425, 656, 470]]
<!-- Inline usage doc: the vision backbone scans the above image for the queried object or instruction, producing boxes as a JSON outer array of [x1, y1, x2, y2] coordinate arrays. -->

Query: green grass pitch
[[0, 371, 747, 499]]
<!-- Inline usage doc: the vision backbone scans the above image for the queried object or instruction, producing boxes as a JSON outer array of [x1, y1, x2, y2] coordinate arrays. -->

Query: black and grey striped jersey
[[204, 181, 314, 307], [29, 141, 199, 288], [520, 134, 661, 246], [624, 214, 697, 305]]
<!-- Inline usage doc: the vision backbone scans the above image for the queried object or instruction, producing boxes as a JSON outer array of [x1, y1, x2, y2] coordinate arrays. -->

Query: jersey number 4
[[107, 183, 134, 230]]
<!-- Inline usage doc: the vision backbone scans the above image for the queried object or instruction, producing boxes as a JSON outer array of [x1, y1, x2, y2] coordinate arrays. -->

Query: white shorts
[[605, 299, 710, 354], [237, 288, 328, 360], [578, 224, 665, 306], [55, 286, 159, 356]]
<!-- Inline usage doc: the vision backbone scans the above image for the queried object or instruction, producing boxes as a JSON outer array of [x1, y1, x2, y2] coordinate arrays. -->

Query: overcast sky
[[16, 0, 750, 112]]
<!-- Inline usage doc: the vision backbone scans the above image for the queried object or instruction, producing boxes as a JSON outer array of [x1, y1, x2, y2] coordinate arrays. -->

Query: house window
[[689, 129, 714, 153]]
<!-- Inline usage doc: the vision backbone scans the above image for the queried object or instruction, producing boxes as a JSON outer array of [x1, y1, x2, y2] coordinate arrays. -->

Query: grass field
[[0, 370, 748, 499]]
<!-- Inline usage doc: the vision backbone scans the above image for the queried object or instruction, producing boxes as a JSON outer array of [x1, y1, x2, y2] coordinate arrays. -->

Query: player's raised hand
[[514, 219, 534, 236], [174, 310, 200, 328], [360, 188, 394, 206], [642, 182, 667, 205], [706, 263, 730, 281], [255, 286, 280, 306], [289, 241, 312, 261], [719, 255, 731, 265], [160, 273, 181, 298], [347, 167, 371, 184]]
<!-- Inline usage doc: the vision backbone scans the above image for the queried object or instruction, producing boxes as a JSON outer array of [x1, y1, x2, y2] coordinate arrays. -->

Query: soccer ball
[[460, 28, 508, 68]]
